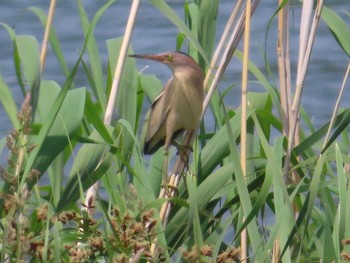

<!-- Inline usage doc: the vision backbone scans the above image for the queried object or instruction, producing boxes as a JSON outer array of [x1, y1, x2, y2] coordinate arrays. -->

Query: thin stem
[[40, 0, 57, 72], [322, 60, 350, 150], [152, 1, 260, 258], [277, 0, 291, 136], [84, 0, 140, 213], [104, 0, 140, 124], [203, 0, 243, 92], [283, 0, 324, 179], [157, 0, 260, 229], [240, 0, 252, 260], [203, 0, 260, 116], [297, 0, 313, 81]]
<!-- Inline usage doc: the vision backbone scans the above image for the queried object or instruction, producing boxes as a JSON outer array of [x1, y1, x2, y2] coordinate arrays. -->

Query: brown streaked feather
[[144, 128, 184, 154], [131, 51, 204, 155], [143, 77, 179, 154]]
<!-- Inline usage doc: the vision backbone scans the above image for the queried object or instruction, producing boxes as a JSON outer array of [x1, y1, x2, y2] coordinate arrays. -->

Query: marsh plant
[[0, 0, 350, 262]]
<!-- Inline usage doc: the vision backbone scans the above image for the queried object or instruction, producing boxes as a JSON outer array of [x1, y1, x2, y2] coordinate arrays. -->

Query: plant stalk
[[240, 0, 252, 260], [277, 0, 291, 137], [322, 60, 350, 150], [283, 0, 324, 179], [40, 0, 57, 72], [84, 0, 140, 213], [151, 0, 260, 258]]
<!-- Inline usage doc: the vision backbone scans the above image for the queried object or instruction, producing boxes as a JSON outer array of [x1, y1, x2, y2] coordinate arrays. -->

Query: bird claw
[[162, 183, 178, 197], [176, 144, 193, 153], [174, 144, 192, 169]]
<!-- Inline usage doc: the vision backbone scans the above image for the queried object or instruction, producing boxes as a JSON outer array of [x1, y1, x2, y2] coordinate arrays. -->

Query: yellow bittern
[[129, 51, 204, 188]]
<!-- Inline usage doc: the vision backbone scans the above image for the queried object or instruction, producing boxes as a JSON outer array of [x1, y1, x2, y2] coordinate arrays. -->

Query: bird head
[[129, 51, 199, 72]]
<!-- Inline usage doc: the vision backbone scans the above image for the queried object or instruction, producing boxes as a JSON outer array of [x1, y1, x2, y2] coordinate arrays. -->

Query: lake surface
[[0, 0, 349, 141]]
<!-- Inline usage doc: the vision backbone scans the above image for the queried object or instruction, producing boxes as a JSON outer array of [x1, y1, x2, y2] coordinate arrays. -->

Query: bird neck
[[173, 66, 203, 82]]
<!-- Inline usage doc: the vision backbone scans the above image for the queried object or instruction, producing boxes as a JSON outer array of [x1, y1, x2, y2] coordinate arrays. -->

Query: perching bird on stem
[[129, 51, 204, 190]]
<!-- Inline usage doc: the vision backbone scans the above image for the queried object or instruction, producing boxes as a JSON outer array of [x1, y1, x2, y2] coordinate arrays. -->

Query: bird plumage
[[129, 51, 204, 155]]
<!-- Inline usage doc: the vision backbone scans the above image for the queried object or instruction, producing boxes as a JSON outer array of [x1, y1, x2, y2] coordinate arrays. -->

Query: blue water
[[0, 1, 349, 140]]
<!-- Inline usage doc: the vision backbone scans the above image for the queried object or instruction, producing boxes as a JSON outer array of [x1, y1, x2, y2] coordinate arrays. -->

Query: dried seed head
[[122, 213, 132, 223], [132, 222, 143, 235], [343, 239, 350, 245], [200, 245, 213, 257], [89, 236, 105, 251], [111, 206, 120, 217], [36, 203, 48, 221], [18, 93, 32, 130], [27, 169, 41, 183], [26, 144, 36, 153], [217, 247, 241, 263], [57, 211, 78, 224], [141, 209, 154, 223], [341, 252, 350, 261]]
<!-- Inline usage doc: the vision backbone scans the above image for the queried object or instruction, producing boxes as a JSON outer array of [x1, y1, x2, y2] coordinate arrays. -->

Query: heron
[[129, 51, 204, 191]]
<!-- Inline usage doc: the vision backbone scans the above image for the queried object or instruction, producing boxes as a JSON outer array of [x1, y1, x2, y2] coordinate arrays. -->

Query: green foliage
[[0, 1, 350, 262], [322, 6, 350, 57]]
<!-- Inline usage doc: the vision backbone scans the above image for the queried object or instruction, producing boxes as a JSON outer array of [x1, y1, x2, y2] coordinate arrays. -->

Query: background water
[[0, 0, 349, 142]]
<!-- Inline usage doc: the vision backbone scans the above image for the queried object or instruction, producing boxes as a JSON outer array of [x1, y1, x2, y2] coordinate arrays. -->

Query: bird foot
[[161, 183, 178, 197], [174, 143, 192, 169]]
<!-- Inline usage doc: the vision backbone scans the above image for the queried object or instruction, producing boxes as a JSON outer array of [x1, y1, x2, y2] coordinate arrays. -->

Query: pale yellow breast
[[171, 68, 203, 130]]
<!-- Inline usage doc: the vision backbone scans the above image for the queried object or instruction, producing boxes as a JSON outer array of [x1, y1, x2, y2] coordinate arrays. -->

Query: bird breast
[[170, 68, 203, 131]]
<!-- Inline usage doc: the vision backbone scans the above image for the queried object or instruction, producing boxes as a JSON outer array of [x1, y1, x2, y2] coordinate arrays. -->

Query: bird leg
[[162, 148, 178, 197], [172, 141, 192, 170], [162, 148, 169, 196]]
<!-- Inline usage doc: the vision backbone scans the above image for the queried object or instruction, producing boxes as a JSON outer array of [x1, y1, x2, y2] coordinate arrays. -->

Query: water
[[0, 1, 349, 140]]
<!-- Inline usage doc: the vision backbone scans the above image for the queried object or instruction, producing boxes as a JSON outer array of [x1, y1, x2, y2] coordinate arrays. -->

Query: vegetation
[[0, 0, 350, 262]]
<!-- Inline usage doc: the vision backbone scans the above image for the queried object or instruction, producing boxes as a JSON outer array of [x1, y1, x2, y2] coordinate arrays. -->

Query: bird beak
[[129, 54, 164, 62]]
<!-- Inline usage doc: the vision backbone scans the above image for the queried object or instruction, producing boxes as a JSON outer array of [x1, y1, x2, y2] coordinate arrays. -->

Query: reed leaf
[[77, 0, 115, 108], [149, 0, 209, 64], [56, 128, 113, 212], [0, 75, 20, 129], [35, 83, 85, 161], [322, 6, 350, 57], [14, 35, 41, 116]]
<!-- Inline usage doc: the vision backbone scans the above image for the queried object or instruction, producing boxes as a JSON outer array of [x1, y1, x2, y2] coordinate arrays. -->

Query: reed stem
[[84, 0, 140, 213], [40, 0, 57, 72]]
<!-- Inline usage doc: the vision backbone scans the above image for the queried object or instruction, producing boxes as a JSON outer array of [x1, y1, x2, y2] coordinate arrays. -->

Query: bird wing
[[143, 78, 174, 154], [147, 77, 174, 138]]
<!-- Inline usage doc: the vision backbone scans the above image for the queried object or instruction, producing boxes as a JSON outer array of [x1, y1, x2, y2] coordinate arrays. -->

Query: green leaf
[[322, 6, 350, 57], [22, 69, 79, 189], [107, 38, 138, 127], [31, 83, 86, 183], [139, 74, 163, 103], [335, 145, 347, 244], [56, 129, 113, 212], [184, 2, 199, 62], [0, 22, 16, 40], [166, 164, 233, 245], [0, 75, 20, 129], [193, 0, 219, 67], [14, 35, 41, 115], [0, 138, 6, 154], [77, 0, 116, 108], [21, 0, 104, 190], [148, 0, 209, 64], [292, 109, 350, 156], [222, 106, 259, 256], [186, 175, 204, 247], [85, 93, 114, 145], [107, 38, 138, 159]]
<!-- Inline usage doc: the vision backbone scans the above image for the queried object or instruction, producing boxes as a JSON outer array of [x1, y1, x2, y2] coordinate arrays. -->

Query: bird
[[129, 51, 204, 187]]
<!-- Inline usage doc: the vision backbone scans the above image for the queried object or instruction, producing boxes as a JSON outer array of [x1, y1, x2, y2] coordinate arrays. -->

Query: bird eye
[[167, 54, 173, 61]]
